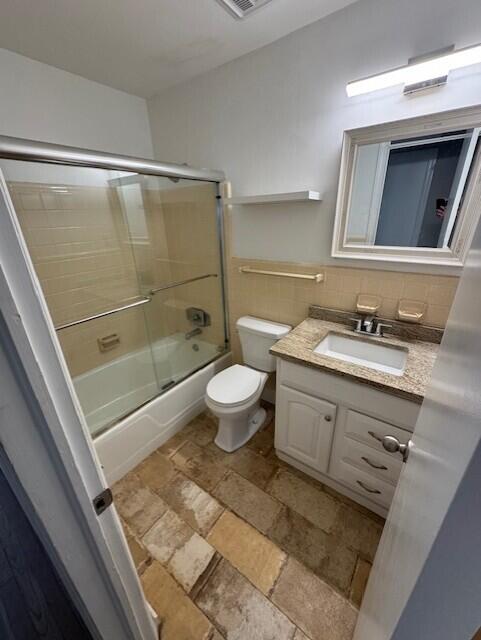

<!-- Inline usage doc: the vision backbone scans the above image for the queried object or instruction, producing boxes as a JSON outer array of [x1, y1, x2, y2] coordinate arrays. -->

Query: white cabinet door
[[275, 385, 336, 473]]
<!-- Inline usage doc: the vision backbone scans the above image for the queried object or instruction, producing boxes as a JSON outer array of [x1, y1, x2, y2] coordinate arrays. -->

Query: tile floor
[[113, 405, 385, 640]]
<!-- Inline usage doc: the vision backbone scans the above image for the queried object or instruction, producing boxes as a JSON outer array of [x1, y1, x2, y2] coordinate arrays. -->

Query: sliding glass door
[[116, 174, 226, 389], [0, 159, 227, 437]]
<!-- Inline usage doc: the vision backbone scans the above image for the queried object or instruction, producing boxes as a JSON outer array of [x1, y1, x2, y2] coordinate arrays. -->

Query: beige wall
[[10, 180, 225, 378]]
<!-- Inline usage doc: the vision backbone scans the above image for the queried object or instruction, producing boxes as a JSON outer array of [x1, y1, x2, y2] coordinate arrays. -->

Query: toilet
[[206, 316, 291, 452]]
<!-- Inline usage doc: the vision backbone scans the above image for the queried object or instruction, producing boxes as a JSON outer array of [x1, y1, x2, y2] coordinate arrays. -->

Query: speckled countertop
[[270, 317, 439, 403]]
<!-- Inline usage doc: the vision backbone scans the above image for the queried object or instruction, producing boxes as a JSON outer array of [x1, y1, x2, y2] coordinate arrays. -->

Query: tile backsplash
[[226, 256, 458, 363]]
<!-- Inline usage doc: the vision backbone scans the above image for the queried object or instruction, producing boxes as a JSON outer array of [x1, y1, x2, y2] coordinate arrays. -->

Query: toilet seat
[[206, 364, 262, 407]]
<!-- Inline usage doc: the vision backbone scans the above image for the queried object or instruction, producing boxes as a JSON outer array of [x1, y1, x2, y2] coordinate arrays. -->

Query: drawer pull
[[368, 430, 383, 443], [361, 456, 388, 471], [356, 480, 381, 495]]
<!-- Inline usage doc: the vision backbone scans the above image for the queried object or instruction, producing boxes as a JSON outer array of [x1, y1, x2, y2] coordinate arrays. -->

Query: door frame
[[0, 172, 157, 640]]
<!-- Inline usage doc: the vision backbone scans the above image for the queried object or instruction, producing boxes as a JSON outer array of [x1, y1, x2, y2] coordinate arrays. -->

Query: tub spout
[[185, 327, 202, 340]]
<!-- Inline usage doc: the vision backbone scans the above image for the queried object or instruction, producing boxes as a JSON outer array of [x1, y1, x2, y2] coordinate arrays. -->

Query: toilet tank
[[236, 316, 291, 372]]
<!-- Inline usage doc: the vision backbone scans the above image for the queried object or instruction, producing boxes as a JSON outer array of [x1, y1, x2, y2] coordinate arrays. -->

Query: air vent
[[215, 0, 274, 19]]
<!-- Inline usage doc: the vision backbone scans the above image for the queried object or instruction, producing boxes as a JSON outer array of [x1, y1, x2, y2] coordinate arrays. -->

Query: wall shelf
[[224, 190, 322, 205]]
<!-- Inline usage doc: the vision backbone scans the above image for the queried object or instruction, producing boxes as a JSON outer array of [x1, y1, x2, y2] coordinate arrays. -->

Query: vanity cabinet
[[276, 386, 336, 474], [275, 358, 419, 516]]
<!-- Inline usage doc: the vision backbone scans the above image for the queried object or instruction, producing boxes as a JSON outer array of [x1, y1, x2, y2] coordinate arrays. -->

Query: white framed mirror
[[332, 106, 481, 267]]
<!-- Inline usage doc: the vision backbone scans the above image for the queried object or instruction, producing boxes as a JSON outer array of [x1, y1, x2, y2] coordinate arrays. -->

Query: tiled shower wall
[[10, 181, 146, 377], [224, 211, 459, 364], [10, 181, 225, 378]]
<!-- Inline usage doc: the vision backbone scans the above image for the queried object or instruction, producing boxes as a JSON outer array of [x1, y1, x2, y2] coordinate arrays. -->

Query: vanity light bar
[[346, 42, 481, 97]]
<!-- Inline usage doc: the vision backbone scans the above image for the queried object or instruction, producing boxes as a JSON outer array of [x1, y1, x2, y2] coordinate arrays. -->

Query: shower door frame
[[0, 134, 231, 431], [0, 135, 227, 640]]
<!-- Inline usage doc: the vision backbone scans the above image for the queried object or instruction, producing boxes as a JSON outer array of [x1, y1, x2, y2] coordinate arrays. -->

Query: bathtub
[[73, 333, 231, 483]]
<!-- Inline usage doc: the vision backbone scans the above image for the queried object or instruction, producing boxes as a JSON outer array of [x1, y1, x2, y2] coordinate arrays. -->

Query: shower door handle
[[150, 273, 218, 295], [55, 296, 151, 331]]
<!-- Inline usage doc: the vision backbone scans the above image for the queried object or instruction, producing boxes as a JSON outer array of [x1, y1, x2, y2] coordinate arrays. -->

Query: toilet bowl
[[206, 364, 268, 452], [205, 316, 291, 452]]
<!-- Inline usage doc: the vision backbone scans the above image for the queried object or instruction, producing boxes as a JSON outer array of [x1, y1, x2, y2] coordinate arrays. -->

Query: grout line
[[267, 550, 289, 600], [190, 552, 222, 602], [131, 414, 379, 617]]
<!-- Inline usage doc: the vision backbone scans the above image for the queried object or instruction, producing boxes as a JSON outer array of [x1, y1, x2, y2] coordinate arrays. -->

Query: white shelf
[[224, 190, 322, 205]]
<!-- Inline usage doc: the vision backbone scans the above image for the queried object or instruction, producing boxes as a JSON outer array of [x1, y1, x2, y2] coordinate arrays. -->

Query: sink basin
[[313, 332, 407, 376]]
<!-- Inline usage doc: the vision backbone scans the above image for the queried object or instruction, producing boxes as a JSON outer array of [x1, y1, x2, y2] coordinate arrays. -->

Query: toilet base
[[214, 406, 267, 453]]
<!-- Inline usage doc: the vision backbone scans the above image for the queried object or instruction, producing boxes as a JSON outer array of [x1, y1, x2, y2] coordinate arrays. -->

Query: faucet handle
[[375, 322, 392, 337], [349, 317, 363, 332]]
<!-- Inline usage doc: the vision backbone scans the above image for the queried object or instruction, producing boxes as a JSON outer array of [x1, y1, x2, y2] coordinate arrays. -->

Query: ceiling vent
[[215, 0, 275, 19]]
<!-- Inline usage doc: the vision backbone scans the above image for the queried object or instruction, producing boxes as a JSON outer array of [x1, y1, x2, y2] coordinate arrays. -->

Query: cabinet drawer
[[344, 409, 412, 457], [275, 385, 336, 473], [331, 459, 395, 509], [331, 436, 402, 485]]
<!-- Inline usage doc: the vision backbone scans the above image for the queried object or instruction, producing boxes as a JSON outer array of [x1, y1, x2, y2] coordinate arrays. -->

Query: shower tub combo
[[79, 334, 230, 481], [0, 136, 230, 483]]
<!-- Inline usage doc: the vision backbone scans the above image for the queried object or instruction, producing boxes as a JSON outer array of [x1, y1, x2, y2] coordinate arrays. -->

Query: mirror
[[332, 106, 481, 267]]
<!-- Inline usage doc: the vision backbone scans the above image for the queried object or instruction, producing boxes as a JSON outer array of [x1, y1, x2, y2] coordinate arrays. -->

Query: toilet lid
[[206, 364, 262, 407]]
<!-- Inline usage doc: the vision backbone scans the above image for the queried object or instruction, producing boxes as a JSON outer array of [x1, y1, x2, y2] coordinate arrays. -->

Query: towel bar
[[239, 266, 323, 283]]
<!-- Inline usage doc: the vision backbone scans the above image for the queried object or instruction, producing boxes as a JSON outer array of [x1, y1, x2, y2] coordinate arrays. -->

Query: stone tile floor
[[113, 405, 385, 640]]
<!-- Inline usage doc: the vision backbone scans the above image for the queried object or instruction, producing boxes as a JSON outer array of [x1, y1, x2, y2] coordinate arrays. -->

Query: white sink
[[313, 332, 407, 376]]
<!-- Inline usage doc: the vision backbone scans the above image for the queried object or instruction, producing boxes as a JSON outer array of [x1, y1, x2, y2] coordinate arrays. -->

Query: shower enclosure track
[[0, 135, 225, 182], [54, 273, 218, 331]]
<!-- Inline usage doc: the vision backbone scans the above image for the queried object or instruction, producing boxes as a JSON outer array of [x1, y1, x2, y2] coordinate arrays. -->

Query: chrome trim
[[0, 135, 225, 183], [216, 183, 230, 348], [55, 296, 151, 331], [150, 273, 218, 295]]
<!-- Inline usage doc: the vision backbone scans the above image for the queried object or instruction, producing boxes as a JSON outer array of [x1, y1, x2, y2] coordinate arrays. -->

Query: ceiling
[[0, 0, 358, 98]]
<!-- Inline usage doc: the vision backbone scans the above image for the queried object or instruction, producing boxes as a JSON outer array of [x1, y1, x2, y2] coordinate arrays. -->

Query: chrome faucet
[[351, 315, 392, 337], [185, 327, 202, 340], [362, 315, 376, 333]]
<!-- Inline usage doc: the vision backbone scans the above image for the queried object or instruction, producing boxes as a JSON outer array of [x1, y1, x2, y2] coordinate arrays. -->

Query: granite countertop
[[270, 317, 439, 403]]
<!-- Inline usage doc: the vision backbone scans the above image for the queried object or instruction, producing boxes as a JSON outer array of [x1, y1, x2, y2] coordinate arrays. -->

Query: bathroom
[[0, 0, 480, 639]]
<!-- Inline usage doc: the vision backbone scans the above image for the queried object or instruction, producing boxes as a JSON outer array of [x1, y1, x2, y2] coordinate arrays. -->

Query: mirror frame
[[332, 105, 481, 268]]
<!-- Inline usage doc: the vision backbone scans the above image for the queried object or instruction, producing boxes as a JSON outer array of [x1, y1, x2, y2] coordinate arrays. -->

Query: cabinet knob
[[324, 415, 332, 422]]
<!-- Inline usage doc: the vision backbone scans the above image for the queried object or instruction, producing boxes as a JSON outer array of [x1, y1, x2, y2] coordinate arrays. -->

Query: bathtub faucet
[[185, 327, 202, 340]]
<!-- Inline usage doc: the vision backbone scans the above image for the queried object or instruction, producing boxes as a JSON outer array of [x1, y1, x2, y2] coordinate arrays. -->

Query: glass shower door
[[0, 160, 160, 437], [116, 174, 227, 390]]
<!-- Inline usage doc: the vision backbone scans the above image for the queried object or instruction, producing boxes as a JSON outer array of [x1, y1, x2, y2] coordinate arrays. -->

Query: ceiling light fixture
[[346, 42, 481, 97]]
